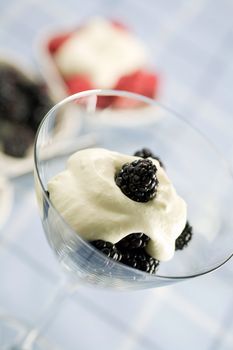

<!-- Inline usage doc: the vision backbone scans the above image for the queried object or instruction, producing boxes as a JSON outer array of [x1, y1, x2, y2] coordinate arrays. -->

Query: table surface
[[0, 0, 233, 349]]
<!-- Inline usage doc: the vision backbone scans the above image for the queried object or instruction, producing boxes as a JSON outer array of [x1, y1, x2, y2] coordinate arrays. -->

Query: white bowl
[[0, 176, 13, 229]]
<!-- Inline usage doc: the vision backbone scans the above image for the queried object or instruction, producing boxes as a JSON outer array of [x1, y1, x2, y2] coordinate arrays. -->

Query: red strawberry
[[48, 32, 72, 54], [113, 70, 159, 108], [65, 75, 93, 95], [96, 96, 114, 109], [111, 19, 128, 31]]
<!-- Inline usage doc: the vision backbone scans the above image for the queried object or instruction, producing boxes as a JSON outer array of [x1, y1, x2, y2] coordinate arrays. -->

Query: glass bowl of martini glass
[[35, 89, 233, 286], [8, 90, 233, 349]]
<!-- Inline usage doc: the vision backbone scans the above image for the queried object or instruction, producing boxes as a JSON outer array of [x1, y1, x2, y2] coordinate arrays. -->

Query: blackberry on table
[[91, 240, 122, 261], [121, 249, 160, 274], [115, 159, 158, 203], [116, 232, 150, 250], [134, 147, 164, 168], [175, 222, 193, 250]]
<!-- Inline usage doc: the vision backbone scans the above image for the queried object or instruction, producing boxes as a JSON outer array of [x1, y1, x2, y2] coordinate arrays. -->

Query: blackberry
[[116, 232, 150, 250], [175, 222, 193, 250], [91, 236, 159, 274], [2, 124, 34, 158], [0, 65, 53, 158], [0, 77, 15, 119], [7, 89, 31, 124], [115, 159, 158, 203], [121, 249, 160, 274], [0, 67, 31, 123], [27, 85, 53, 132], [91, 240, 122, 261], [134, 147, 164, 168]]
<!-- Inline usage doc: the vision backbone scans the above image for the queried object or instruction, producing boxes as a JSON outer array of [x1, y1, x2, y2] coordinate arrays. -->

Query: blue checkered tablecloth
[[0, 0, 233, 349]]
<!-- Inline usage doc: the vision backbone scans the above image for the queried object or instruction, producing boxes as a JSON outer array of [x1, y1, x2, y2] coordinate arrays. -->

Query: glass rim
[[34, 89, 233, 281]]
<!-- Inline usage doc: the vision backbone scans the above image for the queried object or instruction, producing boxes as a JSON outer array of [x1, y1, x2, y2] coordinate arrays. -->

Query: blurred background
[[0, 0, 233, 349]]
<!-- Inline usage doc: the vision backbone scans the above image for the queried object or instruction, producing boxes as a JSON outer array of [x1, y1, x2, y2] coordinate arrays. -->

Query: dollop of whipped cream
[[48, 148, 187, 261], [54, 17, 147, 88]]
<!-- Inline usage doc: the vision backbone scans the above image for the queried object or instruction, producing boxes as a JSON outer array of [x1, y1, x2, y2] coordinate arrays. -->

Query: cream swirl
[[48, 148, 187, 261]]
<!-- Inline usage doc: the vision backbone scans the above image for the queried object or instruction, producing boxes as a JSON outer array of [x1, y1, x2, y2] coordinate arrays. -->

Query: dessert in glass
[[6, 90, 233, 349], [41, 17, 159, 103], [36, 89, 232, 281], [0, 60, 52, 179]]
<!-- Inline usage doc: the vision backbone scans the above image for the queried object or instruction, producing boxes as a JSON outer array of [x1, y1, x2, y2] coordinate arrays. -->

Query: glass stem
[[17, 278, 77, 350]]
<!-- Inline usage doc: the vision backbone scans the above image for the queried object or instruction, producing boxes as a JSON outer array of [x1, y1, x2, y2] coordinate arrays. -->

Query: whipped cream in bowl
[[34, 90, 233, 289], [48, 148, 187, 263]]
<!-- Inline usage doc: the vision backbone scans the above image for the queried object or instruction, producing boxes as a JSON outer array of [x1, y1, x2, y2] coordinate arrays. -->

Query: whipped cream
[[54, 18, 147, 88], [48, 148, 187, 261]]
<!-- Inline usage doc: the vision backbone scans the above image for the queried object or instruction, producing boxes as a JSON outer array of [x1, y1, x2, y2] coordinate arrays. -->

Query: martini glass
[[6, 90, 233, 349]]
